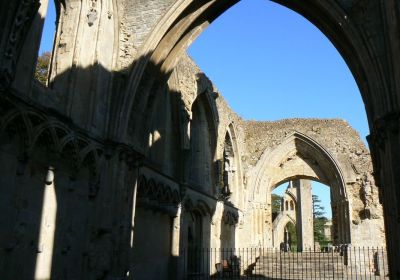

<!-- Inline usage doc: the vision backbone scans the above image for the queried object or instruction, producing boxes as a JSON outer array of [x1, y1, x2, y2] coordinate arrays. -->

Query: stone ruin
[[1, 0, 399, 278]]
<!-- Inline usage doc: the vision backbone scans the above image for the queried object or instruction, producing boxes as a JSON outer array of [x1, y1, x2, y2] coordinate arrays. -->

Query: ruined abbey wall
[[168, 54, 385, 249], [1, 0, 399, 278]]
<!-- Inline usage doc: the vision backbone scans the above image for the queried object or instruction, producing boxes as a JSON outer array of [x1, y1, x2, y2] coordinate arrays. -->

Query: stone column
[[49, 0, 118, 133], [170, 205, 182, 280], [123, 152, 143, 280], [368, 115, 400, 279], [337, 201, 343, 244], [295, 180, 314, 251], [34, 167, 57, 280], [343, 201, 351, 243]]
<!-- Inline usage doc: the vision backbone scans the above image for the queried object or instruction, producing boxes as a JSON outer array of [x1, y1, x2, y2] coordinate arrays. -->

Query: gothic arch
[[117, 0, 385, 140], [249, 132, 347, 200], [187, 93, 217, 194], [247, 132, 351, 244], [272, 212, 296, 247]]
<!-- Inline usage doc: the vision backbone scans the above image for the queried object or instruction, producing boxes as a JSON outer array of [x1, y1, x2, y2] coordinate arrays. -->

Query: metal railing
[[181, 246, 388, 279]]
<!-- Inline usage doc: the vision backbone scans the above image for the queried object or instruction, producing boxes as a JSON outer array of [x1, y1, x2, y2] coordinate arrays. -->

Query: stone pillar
[[125, 153, 143, 280], [337, 200, 351, 244], [368, 115, 400, 279], [34, 167, 57, 279], [337, 201, 343, 243], [49, 0, 118, 133], [295, 180, 314, 251], [170, 205, 182, 280], [343, 201, 351, 243]]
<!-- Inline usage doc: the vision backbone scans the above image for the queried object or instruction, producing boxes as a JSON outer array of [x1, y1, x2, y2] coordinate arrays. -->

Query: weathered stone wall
[[2, 0, 399, 277], [0, 49, 386, 279], [168, 53, 385, 248], [132, 208, 172, 280], [242, 119, 370, 175], [0, 96, 141, 280], [170, 54, 245, 201], [238, 119, 384, 247], [118, 0, 175, 70]]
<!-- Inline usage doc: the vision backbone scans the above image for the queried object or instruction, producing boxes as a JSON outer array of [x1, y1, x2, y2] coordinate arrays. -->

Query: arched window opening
[[188, 95, 216, 194], [222, 131, 236, 200]]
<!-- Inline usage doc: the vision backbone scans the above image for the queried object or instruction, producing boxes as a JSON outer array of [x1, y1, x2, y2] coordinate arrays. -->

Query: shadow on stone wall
[[0, 28, 240, 279]]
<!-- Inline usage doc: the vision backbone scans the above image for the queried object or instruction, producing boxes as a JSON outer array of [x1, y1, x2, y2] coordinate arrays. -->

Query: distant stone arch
[[247, 132, 350, 245], [273, 212, 296, 247]]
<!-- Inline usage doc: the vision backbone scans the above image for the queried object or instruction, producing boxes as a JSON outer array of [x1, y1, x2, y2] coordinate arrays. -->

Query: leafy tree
[[286, 222, 297, 250], [271, 194, 282, 222], [35, 51, 51, 85], [312, 194, 330, 246], [272, 194, 282, 214], [312, 194, 325, 217]]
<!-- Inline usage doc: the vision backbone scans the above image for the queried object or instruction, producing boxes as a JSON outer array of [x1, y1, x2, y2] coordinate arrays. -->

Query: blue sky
[[38, 0, 371, 218], [39, 0, 56, 54], [188, 0, 367, 139]]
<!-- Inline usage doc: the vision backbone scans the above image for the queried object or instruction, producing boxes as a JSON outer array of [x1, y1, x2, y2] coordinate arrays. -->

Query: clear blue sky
[[39, 0, 56, 54], [188, 1, 368, 139], [39, 0, 371, 218]]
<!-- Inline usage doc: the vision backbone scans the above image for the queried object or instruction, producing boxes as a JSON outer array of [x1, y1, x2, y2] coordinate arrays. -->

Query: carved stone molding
[[183, 197, 213, 218], [136, 174, 181, 216], [368, 110, 400, 151], [0, 0, 40, 91], [222, 209, 239, 226], [0, 93, 144, 181]]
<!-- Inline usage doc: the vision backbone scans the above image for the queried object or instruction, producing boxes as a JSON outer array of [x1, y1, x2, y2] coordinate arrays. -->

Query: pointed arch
[[250, 132, 346, 200], [116, 0, 383, 141], [187, 92, 217, 194], [248, 132, 350, 244], [272, 212, 296, 247]]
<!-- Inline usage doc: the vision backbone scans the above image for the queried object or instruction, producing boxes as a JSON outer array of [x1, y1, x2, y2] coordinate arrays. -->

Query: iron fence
[[181, 246, 388, 279]]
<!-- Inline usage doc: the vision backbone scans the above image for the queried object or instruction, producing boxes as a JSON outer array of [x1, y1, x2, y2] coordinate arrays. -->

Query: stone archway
[[244, 132, 353, 247], [273, 211, 296, 248], [116, 3, 398, 270], [2, 0, 400, 278], [118, 1, 384, 140]]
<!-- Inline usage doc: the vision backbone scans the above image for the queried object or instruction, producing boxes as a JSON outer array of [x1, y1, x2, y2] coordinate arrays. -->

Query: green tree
[[35, 51, 51, 85], [312, 194, 325, 217], [271, 194, 282, 214], [286, 222, 297, 250], [312, 194, 329, 246], [271, 194, 282, 223]]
